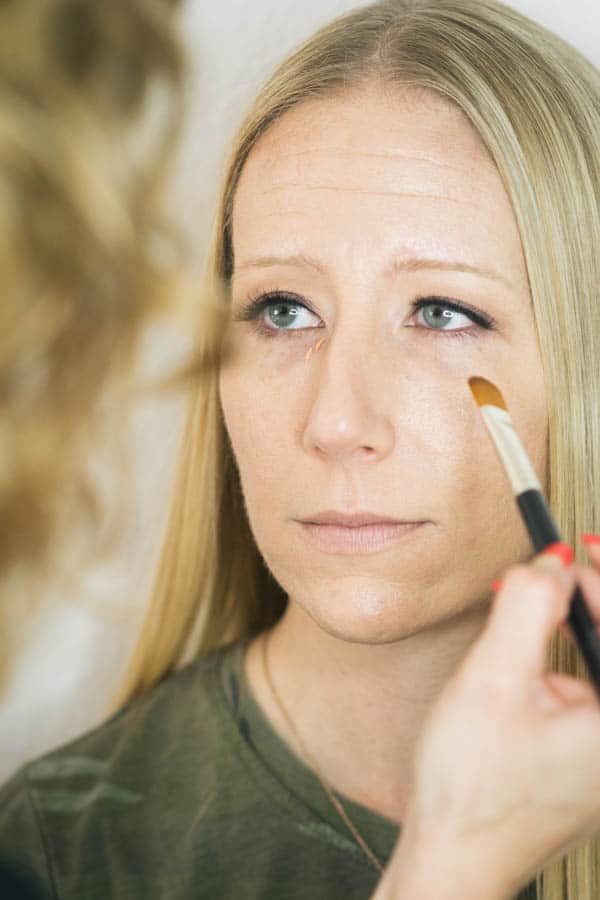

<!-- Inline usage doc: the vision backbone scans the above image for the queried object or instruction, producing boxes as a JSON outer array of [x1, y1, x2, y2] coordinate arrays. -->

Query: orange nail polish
[[582, 533, 600, 546], [491, 579, 503, 593], [542, 542, 575, 567]]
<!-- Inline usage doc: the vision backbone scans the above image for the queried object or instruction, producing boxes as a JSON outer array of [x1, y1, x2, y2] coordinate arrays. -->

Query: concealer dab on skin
[[305, 336, 326, 363]]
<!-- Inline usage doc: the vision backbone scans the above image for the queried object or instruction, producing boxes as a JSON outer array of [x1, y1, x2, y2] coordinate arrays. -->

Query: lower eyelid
[[254, 315, 322, 336]]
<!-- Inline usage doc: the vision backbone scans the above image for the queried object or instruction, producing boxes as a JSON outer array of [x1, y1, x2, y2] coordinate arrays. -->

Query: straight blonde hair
[[118, 2, 600, 896]]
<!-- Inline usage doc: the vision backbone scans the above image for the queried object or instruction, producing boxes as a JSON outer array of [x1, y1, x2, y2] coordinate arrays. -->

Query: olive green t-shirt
[[0, 643, 536, 899]]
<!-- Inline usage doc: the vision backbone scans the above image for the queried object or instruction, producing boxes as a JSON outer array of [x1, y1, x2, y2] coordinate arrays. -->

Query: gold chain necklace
[[260, 630, 384, 873]]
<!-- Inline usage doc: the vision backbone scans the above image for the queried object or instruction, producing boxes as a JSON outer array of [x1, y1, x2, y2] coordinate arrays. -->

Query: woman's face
[[219, 84, 548, 643]]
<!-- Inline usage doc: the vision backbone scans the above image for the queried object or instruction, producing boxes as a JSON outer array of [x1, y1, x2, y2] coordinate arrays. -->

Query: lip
[[300, 510, 415, 527], [296, 511, 426, 554]]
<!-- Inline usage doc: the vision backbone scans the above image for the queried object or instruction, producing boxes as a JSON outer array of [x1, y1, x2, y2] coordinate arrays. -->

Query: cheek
[[219, 365, 293, 503]]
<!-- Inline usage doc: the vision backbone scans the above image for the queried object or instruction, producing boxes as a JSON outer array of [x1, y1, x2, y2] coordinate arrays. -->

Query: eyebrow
[[233, 252, 511, 287]]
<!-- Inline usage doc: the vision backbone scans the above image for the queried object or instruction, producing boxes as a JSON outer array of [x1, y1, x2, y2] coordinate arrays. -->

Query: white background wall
[[170, 0, 600, 260], [1, 0, 599, 783]]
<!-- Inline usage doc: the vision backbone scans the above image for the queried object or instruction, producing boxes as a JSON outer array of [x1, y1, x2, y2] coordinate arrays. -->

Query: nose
[[301, 334, 395, 464]]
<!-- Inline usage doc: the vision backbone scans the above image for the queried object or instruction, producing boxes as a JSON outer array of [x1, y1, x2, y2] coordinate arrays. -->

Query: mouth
[[296, 511, 426, 554]]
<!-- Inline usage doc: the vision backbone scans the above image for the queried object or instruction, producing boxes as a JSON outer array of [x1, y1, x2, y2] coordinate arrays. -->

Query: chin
[[287, 575, 466, 645]]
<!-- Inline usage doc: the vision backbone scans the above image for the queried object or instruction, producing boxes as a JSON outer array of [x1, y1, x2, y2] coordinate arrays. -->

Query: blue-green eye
[[235, 291, 322, 333], [265, 300, 319, 330], [234, 291, 494, 338], [413, 298, 493, 332]]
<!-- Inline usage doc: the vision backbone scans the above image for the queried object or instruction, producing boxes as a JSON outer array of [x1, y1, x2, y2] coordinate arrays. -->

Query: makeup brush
[[469, 375, 600, 695]]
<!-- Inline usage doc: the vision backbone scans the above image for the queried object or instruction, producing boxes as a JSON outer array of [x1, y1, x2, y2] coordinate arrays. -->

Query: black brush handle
[[516, 490, 560, 550], [568, 590, 600, 696], [517, 489, 600, 697]]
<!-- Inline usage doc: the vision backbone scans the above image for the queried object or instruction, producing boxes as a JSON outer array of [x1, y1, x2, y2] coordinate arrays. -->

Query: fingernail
[[540, 542, 575, 567], [582, 533, 600, 546], [491, 579, 503, 593]]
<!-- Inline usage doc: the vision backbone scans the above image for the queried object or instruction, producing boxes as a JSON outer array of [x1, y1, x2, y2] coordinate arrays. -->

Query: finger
[[544, 672, 599, 708], [582, 535, 600, 571], [571, 564, 600, 617], [470, 558, 575, 684], [531, 542, 574, 574], [559, 563, 600, 643], [559, 621, 574, 644]]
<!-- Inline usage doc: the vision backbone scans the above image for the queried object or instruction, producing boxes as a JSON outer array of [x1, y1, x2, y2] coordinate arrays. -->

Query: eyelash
[[234, 290, 496, 338]]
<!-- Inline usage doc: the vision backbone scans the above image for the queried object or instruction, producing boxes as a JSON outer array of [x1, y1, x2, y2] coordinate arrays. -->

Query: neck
[[245, 598, 489, 823]]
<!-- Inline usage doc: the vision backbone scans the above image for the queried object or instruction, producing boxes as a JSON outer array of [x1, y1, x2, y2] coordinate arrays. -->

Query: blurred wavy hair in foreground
[[0, 0, 218, 583]]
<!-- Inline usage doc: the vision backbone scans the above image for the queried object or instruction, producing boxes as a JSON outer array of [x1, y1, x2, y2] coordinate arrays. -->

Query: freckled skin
[[219, 84, 547, 645]]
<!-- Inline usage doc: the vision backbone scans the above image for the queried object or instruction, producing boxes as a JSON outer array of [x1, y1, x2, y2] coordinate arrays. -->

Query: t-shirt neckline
[[216, 640, 400, 869]]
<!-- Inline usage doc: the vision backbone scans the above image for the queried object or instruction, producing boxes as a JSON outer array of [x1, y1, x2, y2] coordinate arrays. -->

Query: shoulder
[[14, 644, 238, 791], [0, 645, 241, 884], [17, 645, 227, 784]]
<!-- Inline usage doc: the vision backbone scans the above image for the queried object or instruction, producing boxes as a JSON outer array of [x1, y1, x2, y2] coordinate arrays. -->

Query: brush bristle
[[468, 376, 508, 410]]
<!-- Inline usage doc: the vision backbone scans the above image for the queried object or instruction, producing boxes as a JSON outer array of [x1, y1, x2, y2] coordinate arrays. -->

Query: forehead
[[231, 85, 526, 284]]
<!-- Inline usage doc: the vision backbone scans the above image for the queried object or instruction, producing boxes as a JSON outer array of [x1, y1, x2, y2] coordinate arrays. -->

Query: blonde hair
[[119, 2, 600, 896], [0, 0, 184, 582]]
